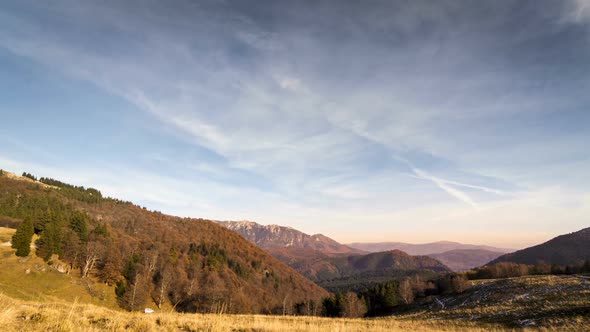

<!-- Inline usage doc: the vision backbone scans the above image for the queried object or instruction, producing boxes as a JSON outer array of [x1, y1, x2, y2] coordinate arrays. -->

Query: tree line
[[38, 176, 133, 205], [0, 179, 96, 261], [467, 261, 590, 280], [321, 273, 471, 317]]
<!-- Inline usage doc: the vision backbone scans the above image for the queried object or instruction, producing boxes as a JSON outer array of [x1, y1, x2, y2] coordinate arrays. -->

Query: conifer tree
[[36, 221, 64, 261], [11, 219, 34, 257], [70, 212, 89, 242]]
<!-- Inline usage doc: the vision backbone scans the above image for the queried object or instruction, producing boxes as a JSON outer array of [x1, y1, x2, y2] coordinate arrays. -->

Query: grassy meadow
[[0, 227, 118, 309], [0, 293, 531, 332]]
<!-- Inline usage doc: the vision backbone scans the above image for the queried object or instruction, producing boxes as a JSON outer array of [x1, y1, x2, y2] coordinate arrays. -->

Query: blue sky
[[0, 0, 589, 248]]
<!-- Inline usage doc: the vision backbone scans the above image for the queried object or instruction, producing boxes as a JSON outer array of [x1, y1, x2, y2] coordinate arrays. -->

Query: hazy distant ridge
[[347, 241, 513, 256], [428, 249, 506, 271]]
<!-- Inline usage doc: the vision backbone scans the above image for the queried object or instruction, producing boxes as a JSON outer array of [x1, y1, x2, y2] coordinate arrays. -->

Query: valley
[[222, 219, 510, 290]]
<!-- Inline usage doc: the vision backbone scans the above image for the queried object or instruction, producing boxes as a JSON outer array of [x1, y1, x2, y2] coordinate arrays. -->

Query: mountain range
[[346, 241, 513, 255], [219, 221, 363, 255], [219, 220, 452, 290], [222, 220, 513, 273]]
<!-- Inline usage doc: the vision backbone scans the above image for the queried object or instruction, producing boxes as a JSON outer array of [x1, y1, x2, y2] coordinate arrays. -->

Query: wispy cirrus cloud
[[566, 0, 590, 23]]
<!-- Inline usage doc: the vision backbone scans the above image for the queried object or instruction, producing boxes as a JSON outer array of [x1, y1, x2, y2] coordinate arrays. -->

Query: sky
[[0, 1, 589, 248]]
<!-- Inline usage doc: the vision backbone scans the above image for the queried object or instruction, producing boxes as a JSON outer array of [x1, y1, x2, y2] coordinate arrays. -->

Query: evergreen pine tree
[[70, 212, 89, 242], [36, 221, 64, 261], [11, 219, 34, 257]]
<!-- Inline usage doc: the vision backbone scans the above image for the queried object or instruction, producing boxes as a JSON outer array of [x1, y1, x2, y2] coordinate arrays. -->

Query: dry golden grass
[[423, 274, 590, 330], [0, 293, 534, 332], [0, 228, 118, 309]]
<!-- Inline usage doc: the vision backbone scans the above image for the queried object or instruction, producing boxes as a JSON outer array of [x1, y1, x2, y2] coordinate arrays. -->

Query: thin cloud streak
[[411, 168, 479, 208]]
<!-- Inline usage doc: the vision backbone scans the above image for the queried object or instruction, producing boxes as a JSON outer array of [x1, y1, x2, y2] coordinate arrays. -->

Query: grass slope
[[0, 227, 118, 309], [1, 275, 589, 331], [410, 275, 590, 329], [0, 292, 525, 332]]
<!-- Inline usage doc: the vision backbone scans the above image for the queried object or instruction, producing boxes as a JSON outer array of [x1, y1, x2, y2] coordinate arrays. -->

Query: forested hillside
[[0, 171, 328, 314], [268, 247, 450, 292]]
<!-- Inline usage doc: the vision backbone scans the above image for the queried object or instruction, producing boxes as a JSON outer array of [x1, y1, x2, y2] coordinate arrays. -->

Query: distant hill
[[0, 170, 328, 314], [268, 248, 449, 280], [318, 250, 450, 292], [347, 241, 513, 255], [427, 249, 505, 271], [219, 221, 364, 255], [489, 227, 590, 266], [267, 247, 450, 292], [335, 250, 450, 275]]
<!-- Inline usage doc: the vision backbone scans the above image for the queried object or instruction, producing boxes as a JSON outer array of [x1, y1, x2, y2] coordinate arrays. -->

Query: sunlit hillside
[[0, 175, 328, 314]]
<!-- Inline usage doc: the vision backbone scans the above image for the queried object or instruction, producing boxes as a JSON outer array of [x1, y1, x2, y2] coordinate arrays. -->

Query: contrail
[[412, 168, 479, 208]]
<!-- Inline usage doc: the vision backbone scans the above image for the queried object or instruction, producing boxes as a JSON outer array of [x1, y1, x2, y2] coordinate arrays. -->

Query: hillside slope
[[489, 227, 590, 266], [428, 249, 505, 271], [0, 227, 120, 308], [412, 275, 590, 329], [0, 171, 328, 314], [219, 220, 363, 255]]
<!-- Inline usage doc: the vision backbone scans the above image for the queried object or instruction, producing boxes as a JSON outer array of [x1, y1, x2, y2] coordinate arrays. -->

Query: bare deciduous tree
[[398, 278, 414, 305], [343, 292, 367, 318], [81, 241, 102, 278]]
